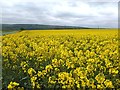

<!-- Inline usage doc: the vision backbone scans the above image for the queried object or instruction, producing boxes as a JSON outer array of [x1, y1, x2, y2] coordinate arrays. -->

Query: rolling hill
[[2, 24, 90, 30]]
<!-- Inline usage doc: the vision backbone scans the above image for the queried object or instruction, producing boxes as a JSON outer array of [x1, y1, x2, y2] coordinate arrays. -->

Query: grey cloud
[[1, 0, 118, 28]]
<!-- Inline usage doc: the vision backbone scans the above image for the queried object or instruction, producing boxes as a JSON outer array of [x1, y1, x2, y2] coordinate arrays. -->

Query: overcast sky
[[0, 0, 119, 28]]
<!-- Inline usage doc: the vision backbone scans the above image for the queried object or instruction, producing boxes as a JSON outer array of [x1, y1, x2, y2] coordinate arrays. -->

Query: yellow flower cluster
[[7, 82, 19, 89], [2, 29, 119, 89], [95, 73, 105, 83], [58, 72, 75, 88]]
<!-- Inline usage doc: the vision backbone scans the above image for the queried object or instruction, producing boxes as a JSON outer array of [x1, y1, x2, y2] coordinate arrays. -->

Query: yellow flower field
[[2, 29, 120, 89]]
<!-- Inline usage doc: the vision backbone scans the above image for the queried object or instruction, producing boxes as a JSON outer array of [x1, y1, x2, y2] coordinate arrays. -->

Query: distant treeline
[[2, 24, 92, 30]]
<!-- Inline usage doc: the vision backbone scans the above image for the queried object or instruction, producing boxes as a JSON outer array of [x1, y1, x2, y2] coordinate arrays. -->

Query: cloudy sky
[[0, 0, 119, 28]]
